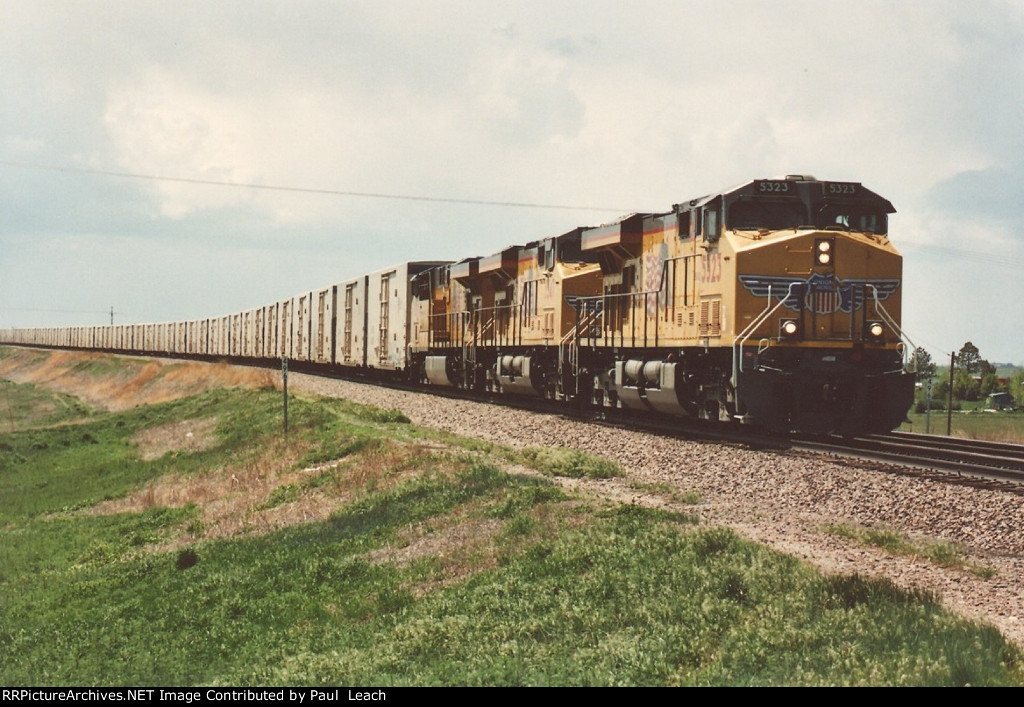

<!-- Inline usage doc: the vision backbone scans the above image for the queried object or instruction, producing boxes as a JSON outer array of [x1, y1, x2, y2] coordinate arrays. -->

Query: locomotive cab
[[722, 176, 915, 434]]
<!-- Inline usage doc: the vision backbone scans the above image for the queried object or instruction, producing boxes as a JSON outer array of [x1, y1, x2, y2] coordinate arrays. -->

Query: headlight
[[866, 321, 885, 341], [815, 238, 835, 267], [780, 319, 801, 339]]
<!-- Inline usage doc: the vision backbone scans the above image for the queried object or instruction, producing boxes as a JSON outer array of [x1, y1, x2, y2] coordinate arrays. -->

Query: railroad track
[[284, 361, 1024, 487], [633, 420, 1024, 486], [815, 431, 1024, 481], [369, 373, 1024, 486]]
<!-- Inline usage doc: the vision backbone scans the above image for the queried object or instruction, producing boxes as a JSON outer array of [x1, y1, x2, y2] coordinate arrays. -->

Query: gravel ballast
[[291, 372, 1024, 646]]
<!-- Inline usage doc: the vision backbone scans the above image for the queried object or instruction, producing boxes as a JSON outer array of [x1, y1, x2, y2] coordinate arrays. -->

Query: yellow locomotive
[[410, 175, 915, 434]]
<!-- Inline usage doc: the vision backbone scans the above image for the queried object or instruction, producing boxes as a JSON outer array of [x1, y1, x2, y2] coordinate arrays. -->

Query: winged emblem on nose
[[738, 275, 900, 315]]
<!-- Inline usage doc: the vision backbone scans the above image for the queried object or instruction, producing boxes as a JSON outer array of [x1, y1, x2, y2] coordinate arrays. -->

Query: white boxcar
[[312, 285, 335, 364], [335, 275, 367, 368], [241, 310, 253, 357], [211, 316, 226, 356], [167, 322, 179, 354], [228, 313, 240, 356], [365, 262, 449, 371], [279, 298, 294, 359], [290, 292, 313, 362], [199, 318, 210, 356], [184, 320, 197, 354], [158, 323, 171, 353], [252, 307, 264, 358], [261, 303, 278, 359]]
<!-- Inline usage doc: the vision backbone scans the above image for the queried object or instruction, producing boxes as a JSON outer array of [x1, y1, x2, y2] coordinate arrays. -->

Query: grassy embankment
[[1, 346, 1021, 686], [899, 409, 1024, 442]]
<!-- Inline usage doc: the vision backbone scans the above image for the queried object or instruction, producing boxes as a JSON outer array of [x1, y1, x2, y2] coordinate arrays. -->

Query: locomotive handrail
[[868, 284, 918, 355], [564, 256, 687, 350], [424, 310, 464, 347], [732, 281, 801, 384], [565, 306, 601, 343], [572, 288, 661, 348], [559, 305, 602, 398]]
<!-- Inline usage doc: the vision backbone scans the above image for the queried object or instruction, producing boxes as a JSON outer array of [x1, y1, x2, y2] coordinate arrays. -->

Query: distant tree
[[980, 372, 1000, 398], [956, 341, 982, 375], [1009, 370, 1024, 405], [953, 368, 981, 401], [909, 348, 936, 380], [979, 359, 997, 377]]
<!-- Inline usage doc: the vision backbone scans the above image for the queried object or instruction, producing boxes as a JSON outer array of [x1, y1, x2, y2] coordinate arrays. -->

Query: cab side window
[[703, 203, 721, 243]]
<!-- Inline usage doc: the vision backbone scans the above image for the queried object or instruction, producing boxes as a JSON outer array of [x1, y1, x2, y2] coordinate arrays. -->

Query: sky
[[1, 1, 1022, 363]]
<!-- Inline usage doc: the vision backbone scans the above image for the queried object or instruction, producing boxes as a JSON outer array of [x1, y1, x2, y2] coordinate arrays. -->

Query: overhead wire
[[0, 307, 114, 315], [0, 159, 631, 213]]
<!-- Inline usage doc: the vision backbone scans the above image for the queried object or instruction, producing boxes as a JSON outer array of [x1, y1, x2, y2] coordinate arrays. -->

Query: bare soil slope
[[0, 347, 276, 411]]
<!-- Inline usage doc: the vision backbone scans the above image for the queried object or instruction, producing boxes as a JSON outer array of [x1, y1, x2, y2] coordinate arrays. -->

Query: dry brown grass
[[132, 417, 221, 461], [93, 433, 310, 545], [90, 434, 476, 557], [0, 348, 277, 411], [333, 441, 457, 495]]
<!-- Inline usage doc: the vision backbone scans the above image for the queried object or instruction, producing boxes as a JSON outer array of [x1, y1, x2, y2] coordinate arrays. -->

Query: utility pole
[[947, 350, 955, 436], [110, 306, 114, 325], [925, 378, 932, 435], [282, 356, 289, 437]]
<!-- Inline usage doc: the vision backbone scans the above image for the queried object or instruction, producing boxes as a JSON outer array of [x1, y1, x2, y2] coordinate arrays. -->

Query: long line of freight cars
[[1, 260, 447, 371]]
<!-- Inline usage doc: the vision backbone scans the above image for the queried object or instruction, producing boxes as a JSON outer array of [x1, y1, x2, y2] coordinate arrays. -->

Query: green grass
[[899, 410, 1024, 443], [825, 524, 996, 579], [1, 373, 1021, 686], [629, 479, 703, 505], [513, 445, 623, 479], [1, 387, 265, 521], [0, 378, 94, 432]]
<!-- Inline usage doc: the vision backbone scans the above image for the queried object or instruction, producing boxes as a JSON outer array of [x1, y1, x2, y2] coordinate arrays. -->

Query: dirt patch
[[367, 518, 505, 567], [132, 418, 220, 461], [366, 515, 506, 594]]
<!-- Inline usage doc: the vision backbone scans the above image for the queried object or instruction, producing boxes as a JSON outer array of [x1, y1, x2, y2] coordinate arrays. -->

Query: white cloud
[[2, 1, 1023, 360], [103, 69, 262, 219]]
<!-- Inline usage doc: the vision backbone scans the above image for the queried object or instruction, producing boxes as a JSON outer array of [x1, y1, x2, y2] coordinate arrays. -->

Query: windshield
[[815, 206, 888, 234], [728, 200, 808, 230], [727, 200, 888, 234]]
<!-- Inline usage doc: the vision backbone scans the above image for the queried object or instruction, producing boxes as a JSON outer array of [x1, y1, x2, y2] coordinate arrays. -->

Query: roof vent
[[784, 174, 816, 181]]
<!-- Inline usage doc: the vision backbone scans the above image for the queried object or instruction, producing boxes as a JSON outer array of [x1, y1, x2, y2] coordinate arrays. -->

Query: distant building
[[987, 392, 1015, 410]]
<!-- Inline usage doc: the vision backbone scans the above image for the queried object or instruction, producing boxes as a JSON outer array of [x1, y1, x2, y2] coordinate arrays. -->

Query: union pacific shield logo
[[738, 275, 900, 314]]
